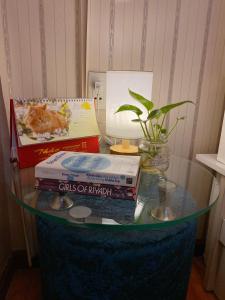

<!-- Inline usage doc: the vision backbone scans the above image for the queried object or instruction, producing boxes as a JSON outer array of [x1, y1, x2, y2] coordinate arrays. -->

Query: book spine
[[35, 168, 136, 187], [35, 178, 137, 200]]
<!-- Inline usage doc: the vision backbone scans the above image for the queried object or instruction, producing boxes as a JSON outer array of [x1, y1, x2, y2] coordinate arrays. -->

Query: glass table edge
[[14, 192, 219, 231]]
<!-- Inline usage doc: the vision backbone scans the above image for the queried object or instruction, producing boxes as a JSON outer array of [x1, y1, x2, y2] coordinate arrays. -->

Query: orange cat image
[[25, 104, 68, 134]]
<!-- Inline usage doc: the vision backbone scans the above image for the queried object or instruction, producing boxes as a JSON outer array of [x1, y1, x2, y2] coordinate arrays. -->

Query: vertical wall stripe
[[167, 0, 181, 108], [75, 0, 81, 95], [39, 0, 47, 97], [1, 0, 13, 97], [108, 0, 115, 70], [53, 1, 57, 95], [16, 0, 24, 95], [27, 0, 34, 95], [189, 0, 213, 159], [80, 0, 88, 96], [98, 0, 102, 71], [130, 0, 135, 68], [64, 0, 67, 97], [140, 0, 148, 71]]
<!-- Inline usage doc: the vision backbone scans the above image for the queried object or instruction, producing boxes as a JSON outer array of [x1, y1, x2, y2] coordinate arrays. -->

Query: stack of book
[[35, 151, 141, 201]]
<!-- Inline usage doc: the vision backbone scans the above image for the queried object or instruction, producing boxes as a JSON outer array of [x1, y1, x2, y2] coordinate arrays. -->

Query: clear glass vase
[[138, 139, 169, 174], [139, 139, 176, 221]]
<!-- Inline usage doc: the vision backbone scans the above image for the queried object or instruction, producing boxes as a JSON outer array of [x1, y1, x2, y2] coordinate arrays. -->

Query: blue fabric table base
[[37, 217, 197, 300]]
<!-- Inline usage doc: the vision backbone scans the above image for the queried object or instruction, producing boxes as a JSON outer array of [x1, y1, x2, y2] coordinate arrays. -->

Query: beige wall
[[0, 1, 11, 275], [1, 0, 224, 159], [86, 0, 225, 239], [0, 0, 87, 103], [0, 0, 225, 249], [0, 0, 87, 250], [87, 0, 225, 159], [0, 0, 26, 252]]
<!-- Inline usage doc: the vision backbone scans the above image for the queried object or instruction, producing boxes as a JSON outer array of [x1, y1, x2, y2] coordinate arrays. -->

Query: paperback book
[[35, 178, 139, 201], [35, 151, 140, 187]]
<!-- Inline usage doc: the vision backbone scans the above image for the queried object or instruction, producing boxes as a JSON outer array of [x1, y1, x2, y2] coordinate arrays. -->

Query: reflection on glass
[[151, 180, 176, 221], [14, 156, 220, 228], [134, 197, 145, 221], [49, 192, 73, 210]]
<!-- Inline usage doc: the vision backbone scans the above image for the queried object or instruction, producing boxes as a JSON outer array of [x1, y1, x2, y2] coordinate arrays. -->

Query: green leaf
[[160, 128, 167, 134], [115, 104, 143, 116], [160, 101, 193, 114], [131, 119, 141, 122], [148, 109, 162, 120], [129, 89, 154, 111]]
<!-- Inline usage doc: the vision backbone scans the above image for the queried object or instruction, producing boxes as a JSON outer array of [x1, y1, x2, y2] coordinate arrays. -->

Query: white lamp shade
[[106, 71, 153, 139]]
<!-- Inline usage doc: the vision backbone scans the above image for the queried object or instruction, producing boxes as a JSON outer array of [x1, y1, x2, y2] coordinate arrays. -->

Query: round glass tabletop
[[12, 155, 219, 229]]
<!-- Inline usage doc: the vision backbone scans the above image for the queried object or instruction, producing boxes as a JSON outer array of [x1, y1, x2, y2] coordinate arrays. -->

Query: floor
[[186, 258, 217, 300], [5, 257, 217, 300]]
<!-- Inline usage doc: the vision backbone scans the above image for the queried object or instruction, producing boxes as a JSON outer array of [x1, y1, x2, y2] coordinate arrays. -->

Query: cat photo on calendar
[[12, 98, 99, 146]]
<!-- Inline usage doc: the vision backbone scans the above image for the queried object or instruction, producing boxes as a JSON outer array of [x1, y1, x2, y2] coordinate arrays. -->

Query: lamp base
[[110, 139, 139, 155]]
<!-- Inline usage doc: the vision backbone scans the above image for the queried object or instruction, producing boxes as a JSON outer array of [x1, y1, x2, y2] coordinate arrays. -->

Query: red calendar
[[10, 98, 100, 168]]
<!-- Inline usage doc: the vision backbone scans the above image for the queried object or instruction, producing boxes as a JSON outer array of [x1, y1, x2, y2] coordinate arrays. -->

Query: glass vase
[[139, 139, 176, 221], [138, 139, 169, 174]]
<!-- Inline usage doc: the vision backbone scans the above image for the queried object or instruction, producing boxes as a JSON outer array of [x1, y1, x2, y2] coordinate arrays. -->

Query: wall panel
[[65, 0, 76, 97], [193, 0, 225, 156], [0, 3, 11, 275], [28, 0, 43, 97], [87, 0, 225, 161], [17, 0, 33, 96], [1, 0, 225, 251], [0, 0, 88, 251], [86, 0, 225, 241], [6, 0, 23, 96], [43, 0, 57, 96], [1, 0, 86, 102], [168, 0, 208, 158], [158, 0, 177, 108], [150, 0, 169, 106], [86, 0, 101, 71], [99, 0, 110, 70], [0, 0, 10, 121], [1, 0, 225, 158], [191, 0, 221, 155], [144, 0, 158, 71], [111, 0, 124, 70], [54, 0, 67, 97]]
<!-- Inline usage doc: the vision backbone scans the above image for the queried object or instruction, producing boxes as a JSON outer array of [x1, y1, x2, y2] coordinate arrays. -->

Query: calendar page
[[12, 98, 100, 146]]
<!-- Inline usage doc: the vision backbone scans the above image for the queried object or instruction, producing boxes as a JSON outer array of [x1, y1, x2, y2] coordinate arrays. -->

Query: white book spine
[[35, 166, 137, 187]]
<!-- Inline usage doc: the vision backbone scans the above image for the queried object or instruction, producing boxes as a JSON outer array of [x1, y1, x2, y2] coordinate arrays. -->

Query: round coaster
[[69, 206, 92, 219]]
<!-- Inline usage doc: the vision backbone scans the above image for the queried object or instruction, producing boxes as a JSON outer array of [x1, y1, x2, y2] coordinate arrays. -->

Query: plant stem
[[144, 121, 151, 141], [155, 118, 160, 141], [139, 117, 148, 139], [149, 119, 155, 141], [160, 114, 166, 129], [166, 118, 179, 138]]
